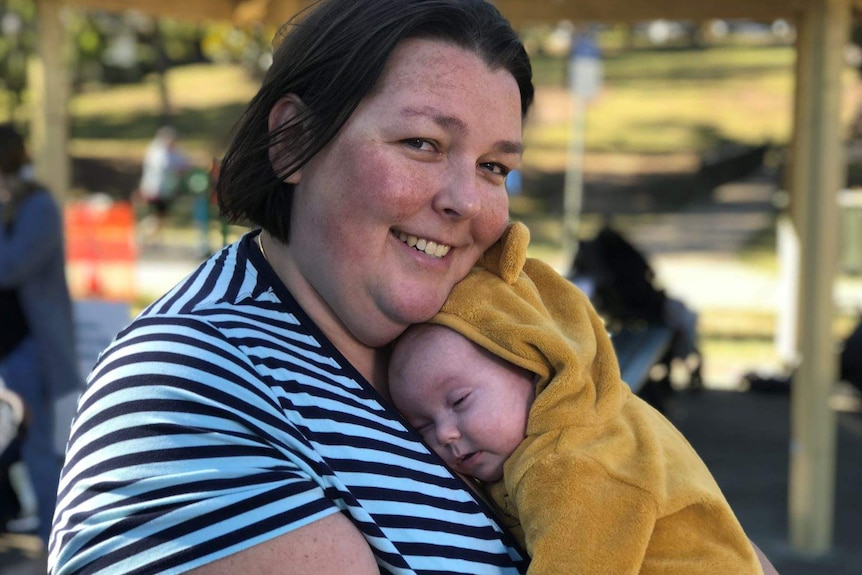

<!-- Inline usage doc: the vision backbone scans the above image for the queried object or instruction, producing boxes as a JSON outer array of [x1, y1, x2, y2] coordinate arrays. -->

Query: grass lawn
[[527, 44, 795, 160]]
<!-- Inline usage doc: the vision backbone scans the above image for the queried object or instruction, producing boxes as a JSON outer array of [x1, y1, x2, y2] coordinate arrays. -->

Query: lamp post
[[563, 27, 602, 268], [1, 10, 25, 121]]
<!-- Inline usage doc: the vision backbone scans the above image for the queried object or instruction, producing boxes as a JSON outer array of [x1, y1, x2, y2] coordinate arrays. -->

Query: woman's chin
[[391, 290, 450, 324]]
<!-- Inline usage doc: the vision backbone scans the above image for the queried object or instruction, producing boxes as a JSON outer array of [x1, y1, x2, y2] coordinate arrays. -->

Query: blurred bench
[[570, 275, 676, 406], [611, 324, 673, 395]]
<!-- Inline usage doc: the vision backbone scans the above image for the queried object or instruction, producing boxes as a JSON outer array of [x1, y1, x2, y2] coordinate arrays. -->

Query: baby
[[389, 222, 763, 575]]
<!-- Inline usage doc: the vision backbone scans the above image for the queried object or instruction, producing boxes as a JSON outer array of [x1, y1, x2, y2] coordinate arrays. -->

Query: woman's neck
[[257, 231, 392, 399]]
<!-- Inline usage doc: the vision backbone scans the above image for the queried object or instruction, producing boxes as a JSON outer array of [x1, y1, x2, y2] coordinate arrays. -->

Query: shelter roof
[[63, 0, 861, 27]]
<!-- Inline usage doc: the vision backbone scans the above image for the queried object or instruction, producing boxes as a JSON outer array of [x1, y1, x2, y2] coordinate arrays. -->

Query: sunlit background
[[1, 2, 861, 573]]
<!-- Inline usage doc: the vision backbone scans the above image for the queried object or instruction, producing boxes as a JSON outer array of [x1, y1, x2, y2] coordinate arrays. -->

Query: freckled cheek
[[309, 155, 392, 260], [340, 146, 424, 218], [475, 193, 511, 247]]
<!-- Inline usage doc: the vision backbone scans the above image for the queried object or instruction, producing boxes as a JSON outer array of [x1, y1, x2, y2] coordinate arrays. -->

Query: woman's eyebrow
[[401, 105, 467, 132], [400, 106, 523, 155], [494, 140, 523, 155]]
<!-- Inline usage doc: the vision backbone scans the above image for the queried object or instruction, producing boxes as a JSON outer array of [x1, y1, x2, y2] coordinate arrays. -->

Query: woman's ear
[[268, 94, 306, 185]]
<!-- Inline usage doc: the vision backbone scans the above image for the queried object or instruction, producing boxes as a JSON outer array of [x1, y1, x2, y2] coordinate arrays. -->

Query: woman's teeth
[[398, 232, 451, 258]]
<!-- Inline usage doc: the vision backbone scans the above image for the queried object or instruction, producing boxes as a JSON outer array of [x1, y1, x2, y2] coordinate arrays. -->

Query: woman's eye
[[404, 138, 436, 152], [480, 162, 511, 177]]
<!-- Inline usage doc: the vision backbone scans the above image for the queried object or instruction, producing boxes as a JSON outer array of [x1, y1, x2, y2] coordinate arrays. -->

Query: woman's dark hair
[[0, 124, 28, 177], [217, 0, 533, 242]]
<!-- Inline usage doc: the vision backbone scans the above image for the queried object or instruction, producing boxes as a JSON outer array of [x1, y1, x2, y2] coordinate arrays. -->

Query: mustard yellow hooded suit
[[429, 222, 762, 575]]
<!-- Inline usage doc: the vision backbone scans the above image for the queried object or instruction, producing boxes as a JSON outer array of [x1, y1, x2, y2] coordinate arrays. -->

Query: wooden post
[[30, 0, 70, 202], [786, 0, 849, 555]]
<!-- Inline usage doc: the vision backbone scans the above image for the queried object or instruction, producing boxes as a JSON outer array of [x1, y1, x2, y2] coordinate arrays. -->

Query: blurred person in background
[[0, 123, 83, 545], [137, 125, 189, 242]]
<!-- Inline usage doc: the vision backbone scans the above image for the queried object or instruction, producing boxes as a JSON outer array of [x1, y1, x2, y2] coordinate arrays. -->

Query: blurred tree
[[0, 0, 36, 120], [0, 1, 273, 120], [200, 22, 273, 79], [65, 11, 108, 87]]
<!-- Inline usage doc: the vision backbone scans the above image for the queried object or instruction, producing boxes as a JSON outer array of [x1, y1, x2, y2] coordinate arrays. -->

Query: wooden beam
[[494, 0, 810, 25], [63, 0, 237, 23], [60, 0, 862, 28], [786, 0, 848, 555], [231, 0, 313, 28], [61, 0, 310, 26]]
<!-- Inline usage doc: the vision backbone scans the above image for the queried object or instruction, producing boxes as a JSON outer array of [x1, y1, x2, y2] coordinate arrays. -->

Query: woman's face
[[281, 38, 523, 347]]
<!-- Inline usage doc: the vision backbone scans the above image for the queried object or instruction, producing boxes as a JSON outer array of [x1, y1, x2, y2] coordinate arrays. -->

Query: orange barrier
[[65, 200, 137, 301]]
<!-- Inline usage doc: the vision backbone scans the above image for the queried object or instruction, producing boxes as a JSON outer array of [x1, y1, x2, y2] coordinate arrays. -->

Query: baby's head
[[389, 323, 535, 483]]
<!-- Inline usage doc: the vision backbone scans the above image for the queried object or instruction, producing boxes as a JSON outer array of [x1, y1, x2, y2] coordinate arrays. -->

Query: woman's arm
[[188, 513, 379, 575]]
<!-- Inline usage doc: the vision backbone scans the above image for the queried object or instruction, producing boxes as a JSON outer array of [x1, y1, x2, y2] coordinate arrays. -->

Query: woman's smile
[[395, 230, 452, 258]]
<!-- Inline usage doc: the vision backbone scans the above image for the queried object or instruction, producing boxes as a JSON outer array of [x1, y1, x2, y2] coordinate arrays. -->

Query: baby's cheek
[[490, 413, 526, 455]]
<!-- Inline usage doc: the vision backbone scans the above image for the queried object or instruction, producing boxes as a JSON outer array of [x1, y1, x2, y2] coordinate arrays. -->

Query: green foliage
[[199, 23, 274, 78], [0, 0, 35, 99], [0, 1, 273, 100], [158, 20, 204, 64]]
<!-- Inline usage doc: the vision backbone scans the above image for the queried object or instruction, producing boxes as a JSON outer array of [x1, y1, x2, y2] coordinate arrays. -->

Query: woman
[[0, 123, 82, 545], [50, 1, 533, 573]]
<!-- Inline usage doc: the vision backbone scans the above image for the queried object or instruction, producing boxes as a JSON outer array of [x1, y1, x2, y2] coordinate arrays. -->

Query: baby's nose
[[435, 419, 460, 446]]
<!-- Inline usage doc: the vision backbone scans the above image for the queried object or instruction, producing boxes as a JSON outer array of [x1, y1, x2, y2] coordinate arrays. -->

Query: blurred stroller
[[0, 378, 39, 534], [569, 224, 704, 405]]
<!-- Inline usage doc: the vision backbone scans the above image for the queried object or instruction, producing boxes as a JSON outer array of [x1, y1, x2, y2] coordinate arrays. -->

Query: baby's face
[[390, 325, 535, 482]]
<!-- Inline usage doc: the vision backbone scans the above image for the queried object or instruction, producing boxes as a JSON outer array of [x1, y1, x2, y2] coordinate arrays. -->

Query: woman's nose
[[433, 165, 482, 220]]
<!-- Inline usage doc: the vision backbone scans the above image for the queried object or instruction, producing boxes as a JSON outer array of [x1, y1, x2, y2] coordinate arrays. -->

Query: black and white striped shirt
[[49, 232, 527, 575]]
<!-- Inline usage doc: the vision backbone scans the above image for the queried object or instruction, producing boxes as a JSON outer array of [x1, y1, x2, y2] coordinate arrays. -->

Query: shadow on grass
[[71, 156, 141, 200], [71, 102, 247, 152], [513, 139, 772, 254], [518, 168, 710, 215]]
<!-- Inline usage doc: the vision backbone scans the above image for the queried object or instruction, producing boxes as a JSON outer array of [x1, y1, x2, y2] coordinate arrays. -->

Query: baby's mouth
[[396, 231, 451, 258], [458, 452, 478, 466]]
